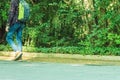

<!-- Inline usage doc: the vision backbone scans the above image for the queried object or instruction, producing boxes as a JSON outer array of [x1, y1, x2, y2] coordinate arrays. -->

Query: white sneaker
[[13, 51, 23, 61]]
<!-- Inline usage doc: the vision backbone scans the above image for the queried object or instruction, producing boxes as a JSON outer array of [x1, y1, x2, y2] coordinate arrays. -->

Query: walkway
[[0, 61, 120, 80]]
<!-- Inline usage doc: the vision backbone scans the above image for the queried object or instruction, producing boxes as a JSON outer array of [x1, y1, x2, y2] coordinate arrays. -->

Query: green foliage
[[24, 46, 120, 56], [1, 44, 120, 56], [0, 0, 120, 55], [0, 1, 9, 27]]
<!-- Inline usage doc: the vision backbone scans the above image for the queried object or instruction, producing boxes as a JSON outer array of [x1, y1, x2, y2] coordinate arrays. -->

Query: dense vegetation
[[0, 0, 120, 55]]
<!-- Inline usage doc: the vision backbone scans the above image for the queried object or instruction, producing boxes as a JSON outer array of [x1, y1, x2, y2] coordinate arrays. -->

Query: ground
[[0, 60, 120, 80], [0, 51, 120, 65], [0, 51, 120, 80]]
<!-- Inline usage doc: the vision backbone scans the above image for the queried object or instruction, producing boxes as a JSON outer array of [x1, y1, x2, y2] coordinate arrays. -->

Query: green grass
[[0, 51, 120, 65], [0, 44, 120, 56], [22, 46, 120, 56], [24, 53, 120, 66], [0, 53, 4, 56], [28, 55, 120, 66]]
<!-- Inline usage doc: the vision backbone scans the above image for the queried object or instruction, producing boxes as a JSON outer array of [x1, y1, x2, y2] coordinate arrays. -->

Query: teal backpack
[[18, 0, 30, 22]]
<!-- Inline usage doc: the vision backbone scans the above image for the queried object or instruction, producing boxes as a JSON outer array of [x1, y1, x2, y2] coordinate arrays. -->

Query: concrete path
[[0, 61, 120, 80]]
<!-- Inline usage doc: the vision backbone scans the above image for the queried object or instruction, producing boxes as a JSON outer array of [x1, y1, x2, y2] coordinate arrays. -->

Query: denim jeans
[[6, 22, 24, 52]]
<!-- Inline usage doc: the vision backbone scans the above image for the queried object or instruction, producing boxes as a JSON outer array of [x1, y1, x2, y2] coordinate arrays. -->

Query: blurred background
[[0, 0, 120, 55]]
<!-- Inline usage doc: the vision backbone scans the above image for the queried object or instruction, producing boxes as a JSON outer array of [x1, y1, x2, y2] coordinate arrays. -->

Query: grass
[[0, 44, 120, 65], [26, 53, 120, 66], [0, 51, 120, 65], [0, 44, 120, 56], [28, 57, 120, 66]]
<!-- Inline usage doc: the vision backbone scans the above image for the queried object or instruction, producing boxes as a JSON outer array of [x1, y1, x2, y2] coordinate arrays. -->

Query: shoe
[[17, 54, 23, 61], [13, 51, 23, 61]]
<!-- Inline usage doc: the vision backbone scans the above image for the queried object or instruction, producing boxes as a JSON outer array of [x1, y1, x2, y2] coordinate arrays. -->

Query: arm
[[6, 0, 16, 32]]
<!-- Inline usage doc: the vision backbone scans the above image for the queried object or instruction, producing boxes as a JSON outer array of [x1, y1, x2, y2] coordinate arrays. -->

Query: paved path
[[0, 61, 120, 80]]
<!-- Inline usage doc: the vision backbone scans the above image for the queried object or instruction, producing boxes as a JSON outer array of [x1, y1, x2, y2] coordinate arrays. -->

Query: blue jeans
[[6, 22, 24, 52]]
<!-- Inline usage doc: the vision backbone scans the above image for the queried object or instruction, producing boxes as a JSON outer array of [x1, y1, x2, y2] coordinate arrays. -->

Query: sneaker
[[13, 51, 23, 61]]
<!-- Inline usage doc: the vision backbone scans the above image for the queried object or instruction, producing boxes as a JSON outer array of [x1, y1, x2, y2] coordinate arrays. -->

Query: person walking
[[6, 0, 29, 60]]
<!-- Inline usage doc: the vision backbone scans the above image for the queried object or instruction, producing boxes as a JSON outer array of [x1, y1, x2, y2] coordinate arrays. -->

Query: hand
[[6, 24, 10, 32]]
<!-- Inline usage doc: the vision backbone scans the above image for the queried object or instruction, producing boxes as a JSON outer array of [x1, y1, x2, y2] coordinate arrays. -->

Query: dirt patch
[[0, 51, 120, 65]]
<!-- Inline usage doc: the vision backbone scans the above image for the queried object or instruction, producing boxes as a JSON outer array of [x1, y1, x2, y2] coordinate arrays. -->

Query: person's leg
[[14, 23, 24, 61], [16, 23, 24, 52], [6, 22, 20, 52]]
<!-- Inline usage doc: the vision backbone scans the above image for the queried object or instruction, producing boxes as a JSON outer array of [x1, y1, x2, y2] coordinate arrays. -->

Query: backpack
[[18, 0, 30, 22]]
